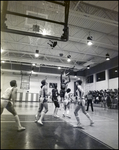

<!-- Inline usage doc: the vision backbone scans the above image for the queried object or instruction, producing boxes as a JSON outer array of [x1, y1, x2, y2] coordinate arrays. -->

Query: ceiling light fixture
[[32, 63, 36, 66], [74, 72, 77, 78], [87, 36, 93, 46], [1, 60, 5, 63], [67, 55, 71, 62], [58, 66, 61, 70], [87, 65, 90, 69], [59, 53, 63, 57], [35, 50, 39, 57], [106, 53, 110, 60], [1, 48, 3, 53]]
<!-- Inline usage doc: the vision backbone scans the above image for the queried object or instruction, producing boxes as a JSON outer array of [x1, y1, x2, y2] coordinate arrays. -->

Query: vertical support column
[[19, 92, 23, 102], [105, 69, 109, 89], [36, 93, 39, 102], [22, 92, 26, 102], [16, 92, 19, 101], [28, 93, 31, 102], [31, 93, 33, 102], [1, 1, 8, 29], [94, 73, 96, 90], [25, 92, 29, 102]]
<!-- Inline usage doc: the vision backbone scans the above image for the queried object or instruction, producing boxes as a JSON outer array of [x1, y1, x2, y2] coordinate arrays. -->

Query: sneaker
[[62, 114, 65, 117], [37, 120, 43, 125], [90, 121, 94, 126], [34, 120, 37, 123], [73, 123, 84, 128], [55, 115, 60, 118], [66, 115, 71, 119], [18, 126, 25, 132], [77, 123, 84, 128]]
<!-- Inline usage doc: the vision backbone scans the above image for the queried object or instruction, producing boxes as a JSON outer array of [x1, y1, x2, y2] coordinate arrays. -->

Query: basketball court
[[1, 102, 118, 149]]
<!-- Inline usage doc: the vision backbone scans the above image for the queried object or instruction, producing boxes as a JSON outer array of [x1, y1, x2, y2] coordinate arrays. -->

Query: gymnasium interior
[[1, 1, 118, 149]]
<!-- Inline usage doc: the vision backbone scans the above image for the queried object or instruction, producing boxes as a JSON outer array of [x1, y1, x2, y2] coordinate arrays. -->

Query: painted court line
[[62, 119, 114, 149], [92, 114, 114, 120], [1, 119, 113, 123], [1, 120, 65, 123], [69, 124, 113, 150]]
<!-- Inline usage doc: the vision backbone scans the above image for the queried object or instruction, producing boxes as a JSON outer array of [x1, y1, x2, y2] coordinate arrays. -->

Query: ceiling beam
[[1, 56, 84, 70], [1, 69, 78, 79], [69, 10, 118, 27], [1, 45, 109, 59], [74, 1, 80, 10]]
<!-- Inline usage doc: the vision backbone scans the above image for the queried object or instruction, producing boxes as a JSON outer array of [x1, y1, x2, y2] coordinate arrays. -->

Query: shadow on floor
[[1, 115, 113, 149]]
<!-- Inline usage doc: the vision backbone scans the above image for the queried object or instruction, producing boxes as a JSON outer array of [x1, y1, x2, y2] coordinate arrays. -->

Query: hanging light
[[1, 48, 3, 53], [32, 63, 36, 66], [106, 53, 110, 60], [87, 65, 90, 69], [87, 36, 93, 45], [58, 66, 61, 69], [1, 60, 5, 63], [74, 72, 77, 78], [35, 50, 39, 57], [67, 55, 71, 62]]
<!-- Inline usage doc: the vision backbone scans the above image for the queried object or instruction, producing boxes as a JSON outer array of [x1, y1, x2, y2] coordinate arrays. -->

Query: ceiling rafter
[[68, 23, 117, 38], [1, 39, 116, 60], [1, 56, 83, 71], [81, 1, 118, 17], [69, 10, 118, 27], [1, 1, 118, 73], [74, 1, 81, 10]]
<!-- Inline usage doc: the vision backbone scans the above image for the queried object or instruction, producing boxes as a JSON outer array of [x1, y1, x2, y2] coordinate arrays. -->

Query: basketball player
[[35, 79, 48, 125], [1, 80, 25, 131], [60, 71, 70, 102], [52, 84, 60, 117], [74, 79, 94, 128], [63, 88, 72, 118]]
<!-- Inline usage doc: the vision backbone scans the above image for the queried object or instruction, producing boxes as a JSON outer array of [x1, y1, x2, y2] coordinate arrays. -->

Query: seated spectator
[[106, 92, 112, 109]]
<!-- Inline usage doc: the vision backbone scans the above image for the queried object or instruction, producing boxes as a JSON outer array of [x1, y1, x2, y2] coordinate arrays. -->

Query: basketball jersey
[[65, 92, 70, 99], [2, 87, 14, 100], [77, 85, 84, 99], [41, 86, 45, 97], [52, 88, 58, 99], [61, 83, 66, 90], [40, 85, 47, 102]]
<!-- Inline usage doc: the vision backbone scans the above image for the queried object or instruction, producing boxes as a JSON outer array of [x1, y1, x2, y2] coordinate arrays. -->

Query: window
[[96, 71, 105, 82], [109, 67, 118, 79], [86, 75, 93, 83]]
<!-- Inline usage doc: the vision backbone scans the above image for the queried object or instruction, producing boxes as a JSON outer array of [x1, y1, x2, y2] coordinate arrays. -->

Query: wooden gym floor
[[1, 102, 118, 149]]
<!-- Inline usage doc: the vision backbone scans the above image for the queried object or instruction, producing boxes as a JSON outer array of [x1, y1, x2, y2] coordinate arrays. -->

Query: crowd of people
[[85, 89, 118, 109]]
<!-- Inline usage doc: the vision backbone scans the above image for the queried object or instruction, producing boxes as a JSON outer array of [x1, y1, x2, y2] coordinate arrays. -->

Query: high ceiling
[[1, 1, 118, 75]]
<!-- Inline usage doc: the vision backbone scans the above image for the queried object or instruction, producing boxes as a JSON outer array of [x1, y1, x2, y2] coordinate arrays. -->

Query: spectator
[[86, 91, 94, 112]]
